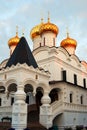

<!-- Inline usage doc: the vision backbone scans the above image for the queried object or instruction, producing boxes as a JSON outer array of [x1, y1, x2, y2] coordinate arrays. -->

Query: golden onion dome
[[39, 17, 59, 36], [30, 24, 42, 39], [60, 33, 77, 48], [30, 18, 44, 39], [8, 27, 20, 47]]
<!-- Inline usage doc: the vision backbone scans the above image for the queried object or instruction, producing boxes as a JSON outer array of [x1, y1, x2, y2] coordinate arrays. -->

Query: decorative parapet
[[64, 102, 87, 112], [0, 63, 50, 85], [51, 100, 87, 120], [0, 63, 50, 77]]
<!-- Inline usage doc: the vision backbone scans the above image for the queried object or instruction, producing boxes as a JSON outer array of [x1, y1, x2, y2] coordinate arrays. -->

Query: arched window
[[24, 84, 33, 104], [8, 83, 17, 93], [36, 87, 43, 107], [49, 89, 58, 103], [70, 93, 73, 103]]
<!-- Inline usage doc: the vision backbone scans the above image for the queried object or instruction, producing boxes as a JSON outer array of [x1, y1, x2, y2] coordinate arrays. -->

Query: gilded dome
[[8, 27, 20, 47], [30, 23, 42, 39], [60, 33, 77, 48], [8, 35, 20, 47], [39, 18, 58, 36]]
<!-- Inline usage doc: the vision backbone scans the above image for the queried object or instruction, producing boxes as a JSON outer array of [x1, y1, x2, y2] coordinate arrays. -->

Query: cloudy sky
[[0, 0, 87, 62]]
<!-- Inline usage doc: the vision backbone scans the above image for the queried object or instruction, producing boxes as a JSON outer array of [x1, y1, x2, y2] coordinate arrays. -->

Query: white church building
[[0, 16, 87, 130]]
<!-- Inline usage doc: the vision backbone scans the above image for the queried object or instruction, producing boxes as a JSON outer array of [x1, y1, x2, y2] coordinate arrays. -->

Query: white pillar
[[28, 92, 35, 105], [40, 91, 52, 129], [12, 83, 27, 130]]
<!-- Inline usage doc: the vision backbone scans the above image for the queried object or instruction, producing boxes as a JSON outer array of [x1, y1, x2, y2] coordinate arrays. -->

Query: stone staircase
[[27, 122, 47, 130], [51, 100, 63, 120], [27, 104, 47, 130], [0, 104, 47, 130]]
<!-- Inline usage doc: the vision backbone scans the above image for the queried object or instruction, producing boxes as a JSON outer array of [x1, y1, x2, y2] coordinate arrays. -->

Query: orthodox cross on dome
[[48, 11, 50, 22], [66, 27, 69, 38], [16, 25, 18, 36], [22, 28, 25, 36], [41, 17, 44, 23], [40, 11, 44, 24]]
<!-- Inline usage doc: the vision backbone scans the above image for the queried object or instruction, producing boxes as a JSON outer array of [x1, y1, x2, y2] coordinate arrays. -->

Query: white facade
[[0, 19, 87, 130]]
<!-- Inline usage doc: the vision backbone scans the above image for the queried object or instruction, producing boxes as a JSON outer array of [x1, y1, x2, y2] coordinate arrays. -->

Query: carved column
[[12, 83, 27, 130], [40, 91, 52, 129]]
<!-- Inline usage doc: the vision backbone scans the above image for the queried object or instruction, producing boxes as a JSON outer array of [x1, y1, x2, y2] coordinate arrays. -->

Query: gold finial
[[22, 28, 25, 36], [40, 11, 44, 23], [66, 27, 69, 38], [48, 11, 50, 22], [16, 26, 18, 36], [41, 17, 44, 23]]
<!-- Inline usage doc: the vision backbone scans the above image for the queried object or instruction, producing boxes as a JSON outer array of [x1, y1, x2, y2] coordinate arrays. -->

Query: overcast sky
[[0, 0, 87, 62]]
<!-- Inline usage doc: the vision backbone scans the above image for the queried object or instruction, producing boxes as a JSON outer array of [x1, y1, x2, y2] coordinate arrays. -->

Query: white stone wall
[[41, 32, 57, 47], [33, 35, 41, 50], [33, 46, 87, 88], [53, 111, 87, 127]]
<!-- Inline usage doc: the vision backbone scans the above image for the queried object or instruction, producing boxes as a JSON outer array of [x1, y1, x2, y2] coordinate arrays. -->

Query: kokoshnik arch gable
[[0, 16, 87, 130]]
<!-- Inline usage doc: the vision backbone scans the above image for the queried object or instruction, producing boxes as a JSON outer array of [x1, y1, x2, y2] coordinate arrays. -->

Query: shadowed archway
[[49, 88, 60, 103]]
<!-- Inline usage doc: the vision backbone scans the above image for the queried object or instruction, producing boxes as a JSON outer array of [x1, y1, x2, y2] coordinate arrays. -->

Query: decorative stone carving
[[12, 84, 27, 130], [40, 91, 52, 129]]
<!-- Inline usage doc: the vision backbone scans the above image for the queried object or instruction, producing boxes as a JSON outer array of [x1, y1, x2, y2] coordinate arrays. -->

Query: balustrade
[[51, 100, 87, 119]]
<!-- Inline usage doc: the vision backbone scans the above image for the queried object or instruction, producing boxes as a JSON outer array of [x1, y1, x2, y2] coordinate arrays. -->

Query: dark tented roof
[[5, 37, 38, 68]]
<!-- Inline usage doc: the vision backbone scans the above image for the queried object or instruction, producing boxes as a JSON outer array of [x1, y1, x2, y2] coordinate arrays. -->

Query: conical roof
[[5, 37, 38, 68]]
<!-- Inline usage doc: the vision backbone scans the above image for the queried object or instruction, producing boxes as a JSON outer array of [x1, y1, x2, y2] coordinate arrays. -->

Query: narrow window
[[62, 70, 66, 81], [53, 38, 55, 46], [83, 78, 86, 88], [39, 43, 41, 47], [11, 97, 14, 105], [74, 74, 77, 85], [44, 37, 45, 46], [35, 74, 38, 79], [70, 93, 73, 103], [80, 95, 83, 104], [0, 98, 1, 106]]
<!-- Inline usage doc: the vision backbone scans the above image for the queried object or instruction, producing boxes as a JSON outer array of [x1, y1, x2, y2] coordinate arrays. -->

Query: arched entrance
[[26, 86, 45, 129], [24, 84, 34, 104], [52, 113, 62, 130], [7, 83, 17, 105], [36, 87, 43, 111], [49, 88, 60, 103], [0, 86, 5, 106]]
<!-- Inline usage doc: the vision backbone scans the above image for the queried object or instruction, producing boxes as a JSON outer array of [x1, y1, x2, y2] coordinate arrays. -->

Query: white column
[[28, 92, 35, 105], [12, 83, 27, 130], [40, 91, 52, 129]]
